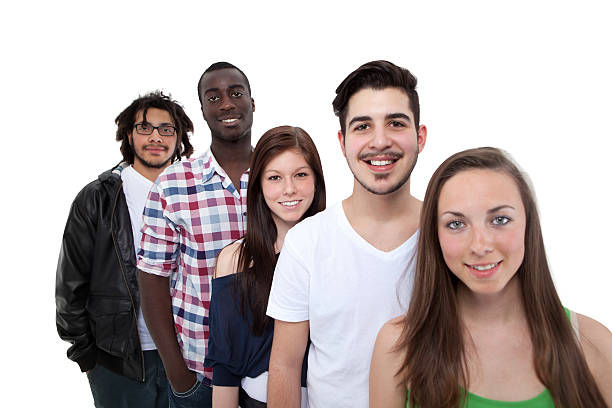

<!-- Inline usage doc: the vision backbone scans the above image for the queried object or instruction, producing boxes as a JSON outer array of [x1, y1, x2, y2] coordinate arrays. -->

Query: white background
[[2, 1, 611, 405]]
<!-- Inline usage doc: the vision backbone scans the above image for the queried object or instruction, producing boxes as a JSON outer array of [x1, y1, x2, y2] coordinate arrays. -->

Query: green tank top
[[406, 308, 574, 407]]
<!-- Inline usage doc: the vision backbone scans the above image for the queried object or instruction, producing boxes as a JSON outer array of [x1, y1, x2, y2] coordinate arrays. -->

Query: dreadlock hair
[[115, 90, 194, 164]]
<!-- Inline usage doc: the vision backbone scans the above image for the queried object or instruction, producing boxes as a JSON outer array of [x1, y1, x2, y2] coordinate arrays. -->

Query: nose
[[470, 226, 493, 256], [220, 96, 236, 111], [369, 126, 392, 150], [148, 129, 163, 143], [283, 178, 297, 196]]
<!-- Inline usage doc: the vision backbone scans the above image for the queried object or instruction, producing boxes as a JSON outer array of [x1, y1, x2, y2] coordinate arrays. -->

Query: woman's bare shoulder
[[376, 315, 407, 354], [577, 313, 612, 402], [214, 241, 242, 278]]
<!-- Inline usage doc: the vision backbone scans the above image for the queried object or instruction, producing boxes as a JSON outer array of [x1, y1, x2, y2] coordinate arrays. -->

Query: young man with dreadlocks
[[56, 91, 194, 407]]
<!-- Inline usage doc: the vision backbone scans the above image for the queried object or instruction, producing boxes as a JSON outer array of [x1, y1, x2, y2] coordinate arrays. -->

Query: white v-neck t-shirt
[[267, 202, 418, 408], [121, 165, 157, 351]]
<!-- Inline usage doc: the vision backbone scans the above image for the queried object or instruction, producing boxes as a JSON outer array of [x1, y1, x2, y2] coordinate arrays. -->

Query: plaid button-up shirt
[[138, 150, 248, 379]]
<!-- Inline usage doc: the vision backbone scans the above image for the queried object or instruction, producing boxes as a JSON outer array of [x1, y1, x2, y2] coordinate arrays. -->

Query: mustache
[[358, 151, 404, 161], [143, 144, 169, 151]]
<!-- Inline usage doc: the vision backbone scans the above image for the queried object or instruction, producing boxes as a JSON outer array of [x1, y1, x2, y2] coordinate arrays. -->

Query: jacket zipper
[[110, 180, 146, 383]]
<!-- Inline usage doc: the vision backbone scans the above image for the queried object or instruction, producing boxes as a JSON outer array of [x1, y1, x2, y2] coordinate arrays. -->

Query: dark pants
[[168, 377, 212, 408], [87, 350, 168, 408]]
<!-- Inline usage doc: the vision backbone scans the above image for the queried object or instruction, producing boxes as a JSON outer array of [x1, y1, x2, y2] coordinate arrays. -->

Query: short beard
[[350, 149, 419, 196], [131, 142, 174, 169]]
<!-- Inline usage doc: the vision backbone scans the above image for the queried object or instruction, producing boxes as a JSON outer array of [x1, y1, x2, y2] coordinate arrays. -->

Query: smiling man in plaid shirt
[[138, 62, 255, 408]]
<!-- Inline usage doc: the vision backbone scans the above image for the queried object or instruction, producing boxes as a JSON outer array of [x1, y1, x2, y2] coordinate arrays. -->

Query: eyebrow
[[347, 112, 412, 128], [138, 121, 174, 126], [440, 205, 516, 218], [264, 165, 311, 173], [204, 84, 246, 94]]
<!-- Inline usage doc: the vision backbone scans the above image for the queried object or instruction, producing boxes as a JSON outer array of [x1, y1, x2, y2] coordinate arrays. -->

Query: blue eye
[[492, 216, 510, 225], [447, 220, 465, 230]]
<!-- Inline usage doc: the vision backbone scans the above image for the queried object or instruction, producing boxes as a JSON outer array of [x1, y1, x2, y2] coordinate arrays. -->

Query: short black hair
[[197, 62, 251, 105], [115, 91, 194, 164], [332, 60, 420, 135]]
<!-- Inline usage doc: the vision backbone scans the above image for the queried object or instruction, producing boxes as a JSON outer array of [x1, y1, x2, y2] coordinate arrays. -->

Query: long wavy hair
[[397, 147, 606, 407], [237, 126, 326, 336]]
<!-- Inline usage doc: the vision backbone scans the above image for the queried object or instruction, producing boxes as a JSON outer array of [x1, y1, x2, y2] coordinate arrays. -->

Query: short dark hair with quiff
[[115, 91, 194, 165], [332, 60, 420, 136]]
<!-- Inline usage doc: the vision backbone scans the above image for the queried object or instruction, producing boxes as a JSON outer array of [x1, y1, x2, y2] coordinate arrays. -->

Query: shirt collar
[[201, 148, 250, 184]]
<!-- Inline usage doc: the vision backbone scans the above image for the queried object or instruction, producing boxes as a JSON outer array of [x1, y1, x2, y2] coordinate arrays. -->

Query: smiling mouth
[[220, 117, 240, 124], [280, 200, 300, 207], [367, 159, 395, 166], [469, 262, 499, 271], [360, 152, 403, 168]]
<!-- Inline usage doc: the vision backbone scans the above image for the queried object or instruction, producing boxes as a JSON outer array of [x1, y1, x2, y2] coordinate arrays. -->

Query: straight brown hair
[[236, 126, 326, 336], [397, 147, 606, 407]]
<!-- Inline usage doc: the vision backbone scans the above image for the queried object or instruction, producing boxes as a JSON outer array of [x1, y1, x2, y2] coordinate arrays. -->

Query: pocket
[[170, 379, 201, 398], [88, 296, 135, 357]]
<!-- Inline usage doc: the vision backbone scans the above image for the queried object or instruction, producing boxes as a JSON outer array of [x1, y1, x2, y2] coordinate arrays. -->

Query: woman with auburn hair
[[370, 147, 612, 407], [204, 126, 325, 408]]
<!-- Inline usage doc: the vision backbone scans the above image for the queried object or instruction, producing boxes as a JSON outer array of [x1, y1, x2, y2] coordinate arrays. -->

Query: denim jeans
[[168, 377, 212, 408], [87, 350, 168, 408]]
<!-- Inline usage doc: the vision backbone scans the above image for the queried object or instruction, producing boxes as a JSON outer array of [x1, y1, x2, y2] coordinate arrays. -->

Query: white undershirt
[[121, 165, 157, 351]]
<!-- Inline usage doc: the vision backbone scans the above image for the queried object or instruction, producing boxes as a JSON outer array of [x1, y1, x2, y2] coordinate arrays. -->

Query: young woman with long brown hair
[[204, 126, 326, 408], [370, 147, 612, 407]]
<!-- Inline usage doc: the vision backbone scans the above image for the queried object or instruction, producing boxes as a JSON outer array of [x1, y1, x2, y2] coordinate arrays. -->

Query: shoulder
[[73, 168, 119, 207], [577, 313, 612, 397], [157, 156, 205, 184], [370, 315, 408, 407], [214, 241, 242, 278], [285, 204, 338, 242], [375, 316, 406, 354]]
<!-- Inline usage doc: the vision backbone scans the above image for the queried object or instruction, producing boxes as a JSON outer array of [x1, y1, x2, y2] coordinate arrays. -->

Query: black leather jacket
[[56, 164, 144, 381]]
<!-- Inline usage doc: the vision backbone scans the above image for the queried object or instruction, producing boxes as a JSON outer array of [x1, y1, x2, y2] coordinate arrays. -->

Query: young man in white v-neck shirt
[[266, 61, 428, 408], [56, 91, 194, 408]]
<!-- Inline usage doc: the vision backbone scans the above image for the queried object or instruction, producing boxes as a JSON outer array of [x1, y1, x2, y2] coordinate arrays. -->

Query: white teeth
[[222, 118, 238, 123], [281, 201, 299, 207], [370, 160, 393, 166], [471, 263, 498, 271]]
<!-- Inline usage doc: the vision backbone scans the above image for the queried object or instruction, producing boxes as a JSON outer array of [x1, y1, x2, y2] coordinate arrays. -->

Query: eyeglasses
[[134, 122, 176, 136]]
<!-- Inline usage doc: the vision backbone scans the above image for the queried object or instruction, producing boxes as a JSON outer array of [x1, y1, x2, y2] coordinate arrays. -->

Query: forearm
[[267, 319, 309, 408], [56, 199, 96, 370], [138, 270, 196, 391], [212, 385, 239, 408], [267, 362, 301, 408]]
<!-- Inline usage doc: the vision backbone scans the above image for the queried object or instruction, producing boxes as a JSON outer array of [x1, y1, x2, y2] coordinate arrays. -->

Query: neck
[[458, 276, 525, 327], [210, 134, 252, 171], [132, 161, 167, 182], [345, 178, 417, 221], [272, 217, 295, 253], [342, 179, 421, 252]]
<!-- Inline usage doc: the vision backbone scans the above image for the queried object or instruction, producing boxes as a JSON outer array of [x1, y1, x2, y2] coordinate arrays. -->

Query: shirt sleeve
[[205, 275, 273, 386], [266, 230, 310, 322], [137, 181, 180, 277]]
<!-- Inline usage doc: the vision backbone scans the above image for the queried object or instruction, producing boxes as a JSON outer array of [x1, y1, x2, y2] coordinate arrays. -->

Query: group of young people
[[56, 60, 612, 408]]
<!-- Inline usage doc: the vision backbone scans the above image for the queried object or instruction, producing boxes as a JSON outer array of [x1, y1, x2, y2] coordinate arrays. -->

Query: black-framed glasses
[[134, 122, 176, 136]]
